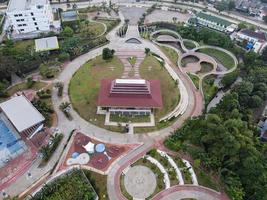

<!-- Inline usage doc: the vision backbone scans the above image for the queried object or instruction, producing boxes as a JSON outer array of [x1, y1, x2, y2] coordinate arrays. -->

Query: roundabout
[[124, 165, 157, 199]]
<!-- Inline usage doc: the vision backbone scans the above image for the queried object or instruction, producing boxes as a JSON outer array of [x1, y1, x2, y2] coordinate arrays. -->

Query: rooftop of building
[[239, 29, 267, 41], [98, 79, 163, 108], [0, 95, 45, 132], [196, 12, 232, 27], [7, 0, 48, 12], [35, 36, 59, 52], [61, 10, 79, 22]]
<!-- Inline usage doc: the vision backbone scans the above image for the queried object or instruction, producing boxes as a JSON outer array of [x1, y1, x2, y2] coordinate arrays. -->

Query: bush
[[102, 48, 115, 60], [61, 26, 74, 37], [58, 52, 70, 61], [26, 77, 35, 88]]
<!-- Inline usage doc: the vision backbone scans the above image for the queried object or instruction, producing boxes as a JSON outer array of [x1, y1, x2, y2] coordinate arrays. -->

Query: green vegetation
[[183, 41, 196, 50], [165, 51, 267, 200], [127, 56, 137, 66], [120, 175, 132, 200], [96, 19, 120, 32], [187, 73, 199, 89], [148, 149, 178, 186], [139, 55, 180, 122], [160, 46, 179, 65], [39, 133, 63, 165], [6, 82, 46, 96], [199, 61, 213, 74], [198, 48, 235, 69], [173, 157, 192, 184], [102, 48, 115, 61], [181, 55, 199, 68], [83, 170, 108, 200], [203, 75, 218, 104], [69, 56, 124, 131], [31, 169, 97, 200], [110, 114, 151, 123]]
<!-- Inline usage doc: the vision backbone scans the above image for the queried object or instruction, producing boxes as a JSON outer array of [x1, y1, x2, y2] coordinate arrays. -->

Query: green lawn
[[160, 46, 179, 65], [69, 56, 124, 132], [7, 82, 47, 96], [110, 114, 151, 123], [203, 75, 218, 105], [194, 167, 220, 191], [187, 73, 199, 89], [199, 61, 213, 74], [139, 55, 180, 122], [183, 40, 196, 50], [83, 170, 108, 200], [173, 157, 192, 184], [198, 48, 235, 69], [78, 21, 106, 38], [96, 19, 120, 32]]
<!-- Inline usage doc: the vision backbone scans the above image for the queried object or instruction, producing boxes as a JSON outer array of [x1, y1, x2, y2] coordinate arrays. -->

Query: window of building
[[20, 29, 24, 32], [23, 24, 27, 26], [32, 17, 36, 21], [14, 14, 18, 17], [16, 19, 20, 22], [18, 24, 22, 27], [36, 27, 39, 31], [21, 19, 25, 21], [34, 22, 38, 25], [31, 12, 34, 16], [19, 14, 22, 17]]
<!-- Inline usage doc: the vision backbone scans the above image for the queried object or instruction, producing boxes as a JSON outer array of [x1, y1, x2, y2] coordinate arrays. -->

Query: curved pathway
[[152, 185, 228, 200]]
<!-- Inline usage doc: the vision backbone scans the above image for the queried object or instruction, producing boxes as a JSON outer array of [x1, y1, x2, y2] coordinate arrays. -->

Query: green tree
[[61, 26, 74, 37], [102, 48, 115, 60]]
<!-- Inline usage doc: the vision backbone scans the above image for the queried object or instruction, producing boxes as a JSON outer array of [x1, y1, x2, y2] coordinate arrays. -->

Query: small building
[[232, 29, 267, 53], [35, 36, 59, 52], [61, 10, 79, 22], [188, 12, 236, 33], [4, 0, 61, 38], [0, 95, 45, 139], [97, 79, 163, 116]]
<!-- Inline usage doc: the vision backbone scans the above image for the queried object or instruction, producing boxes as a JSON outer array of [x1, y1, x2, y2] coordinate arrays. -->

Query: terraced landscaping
[[160, 45, 179, 65], [197, 48, 235, 69]]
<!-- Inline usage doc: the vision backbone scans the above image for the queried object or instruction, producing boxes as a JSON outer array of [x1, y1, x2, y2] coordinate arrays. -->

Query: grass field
[[7, 82, 47, 96], [187, 73, 199, 89], [69, 56, 124, 131], [160, 46, 179, 65], [110, 114, 151, 123], [79, 21, 106, 38], [83, 170, 108, 200], [198, 48, 235, 69], [183, 40, 196, 50], [139, 55, 180, 122]]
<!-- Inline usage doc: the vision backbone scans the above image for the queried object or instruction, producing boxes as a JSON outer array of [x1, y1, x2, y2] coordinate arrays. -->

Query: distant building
[[97, 79, 163, 116], [4, 0, 60, 38], [187, 12, 236, 33], [232, 29, 267, 53], [0, 95, 45, 139]]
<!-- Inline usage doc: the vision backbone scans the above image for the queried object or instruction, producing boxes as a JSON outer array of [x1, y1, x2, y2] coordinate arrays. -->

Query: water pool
[[0, 119, 26, 167]]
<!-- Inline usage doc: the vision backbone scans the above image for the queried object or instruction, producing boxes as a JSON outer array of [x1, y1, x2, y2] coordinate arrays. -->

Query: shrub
[[26, 77, 35, 88], [61, 26, 74, 37], [102, 48, 115, 60], [58, 52, 70, 61]]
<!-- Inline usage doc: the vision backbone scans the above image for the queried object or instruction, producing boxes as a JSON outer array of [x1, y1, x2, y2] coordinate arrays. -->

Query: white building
[[4, 0, 60, 37], [232, 29, 267, 53], [0, 95, 45, 139], [188, 12, 236, 33]]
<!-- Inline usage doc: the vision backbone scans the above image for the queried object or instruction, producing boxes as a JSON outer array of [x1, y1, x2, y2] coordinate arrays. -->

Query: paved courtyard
[[145, 10, 192, 24], [124, 165, 157, 199]]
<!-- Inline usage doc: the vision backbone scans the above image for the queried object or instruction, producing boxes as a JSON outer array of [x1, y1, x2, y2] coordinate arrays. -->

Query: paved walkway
[[152, 185, 228, 200]]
